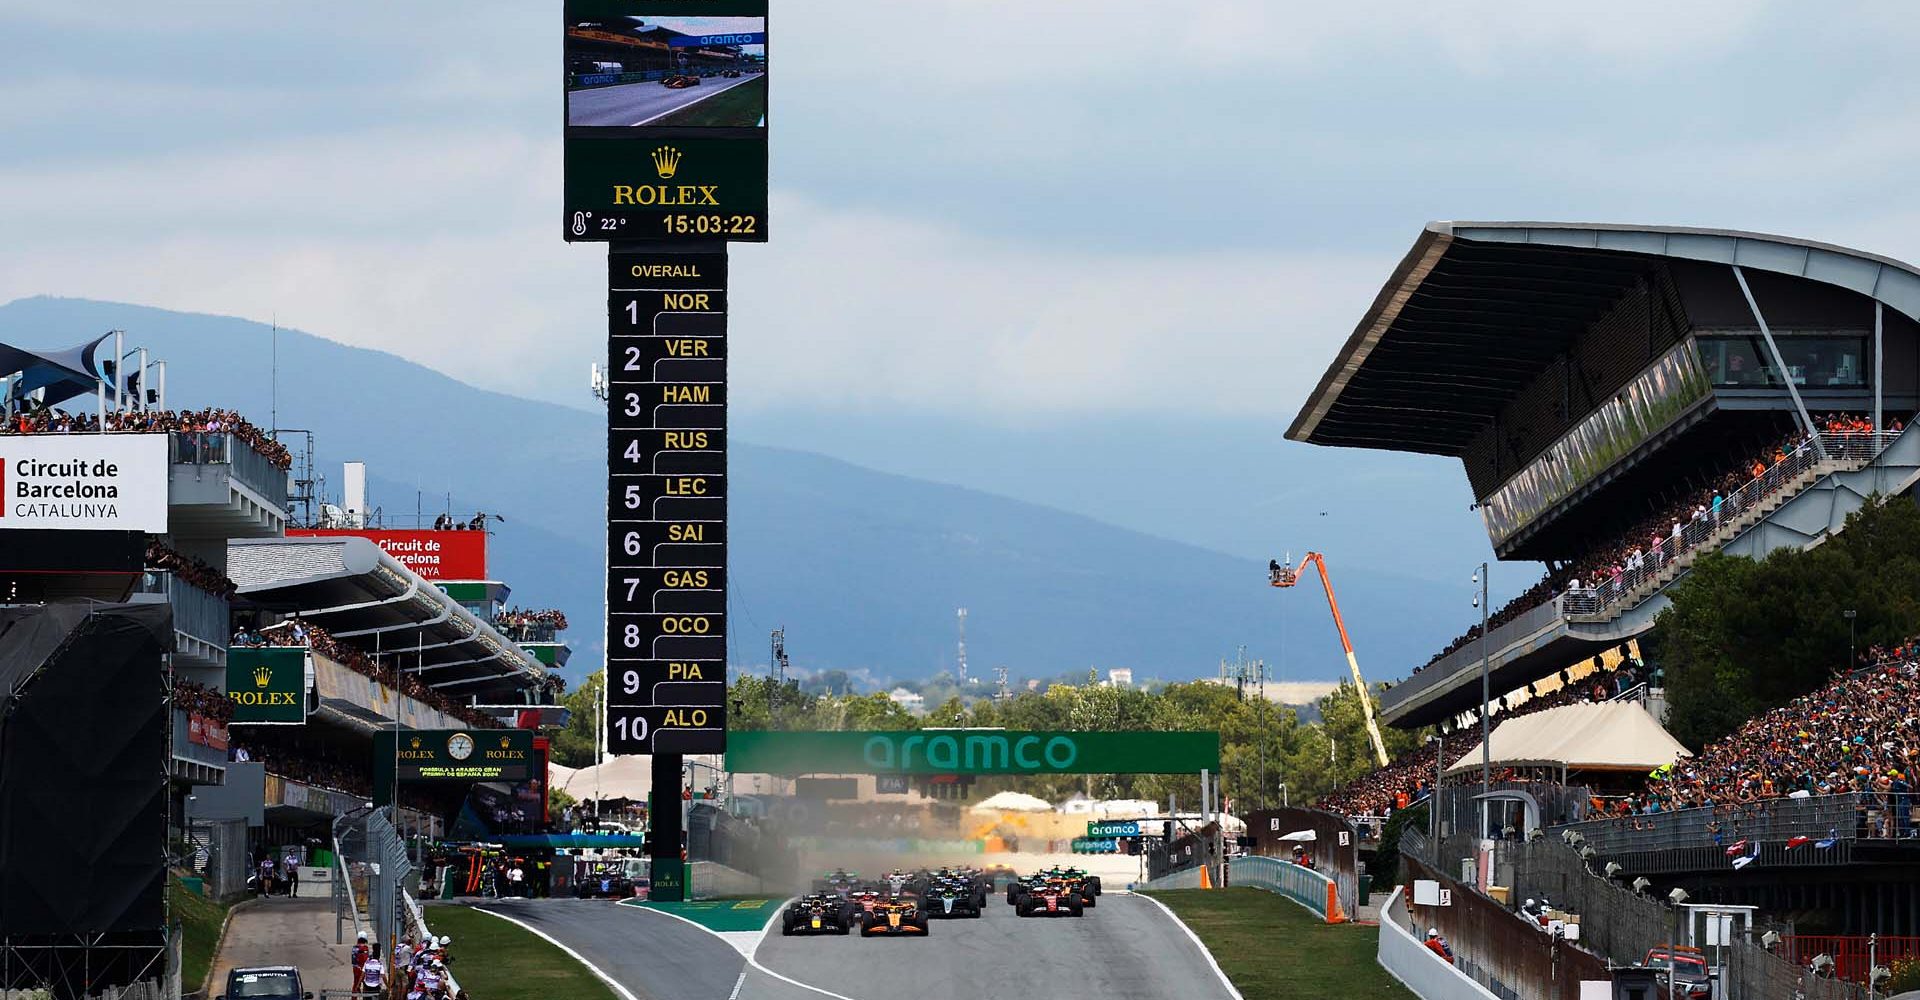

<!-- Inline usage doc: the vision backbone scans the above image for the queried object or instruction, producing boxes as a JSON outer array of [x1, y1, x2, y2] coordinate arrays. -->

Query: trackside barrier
[[1137, 866, 1205, 890], [1378, 886, 1500, 1000], [1229, 856, 1344, 923], [401, 891, 461, 998]]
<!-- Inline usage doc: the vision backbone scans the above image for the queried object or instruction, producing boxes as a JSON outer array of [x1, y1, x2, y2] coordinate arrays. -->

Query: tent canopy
[[970, 791, 1054, 813], [1443, 702, 1690, 777]]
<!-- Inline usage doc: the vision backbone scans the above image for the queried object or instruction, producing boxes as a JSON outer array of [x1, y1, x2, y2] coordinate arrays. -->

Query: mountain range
[[0, 296, 1512, 687]]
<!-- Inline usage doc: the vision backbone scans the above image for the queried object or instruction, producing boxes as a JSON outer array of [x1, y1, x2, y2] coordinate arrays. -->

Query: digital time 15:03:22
[[661, 214, 759, 236]]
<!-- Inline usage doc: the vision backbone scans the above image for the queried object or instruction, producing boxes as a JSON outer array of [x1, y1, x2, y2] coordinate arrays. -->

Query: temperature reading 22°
[[573, 211, 626, 236]]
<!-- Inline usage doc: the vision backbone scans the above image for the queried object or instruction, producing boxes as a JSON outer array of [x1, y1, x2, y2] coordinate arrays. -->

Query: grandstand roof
[[0, 332, 113, 407], [227, 536, 545, 701], [1442, 701, 1689, 776], [1287, 222, 1920, 455]]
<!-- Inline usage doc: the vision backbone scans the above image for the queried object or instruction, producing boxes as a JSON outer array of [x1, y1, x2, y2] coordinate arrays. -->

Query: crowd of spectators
[[229, 733, 370, 796], [1612, 647, 1919, 837], [1414, 416, 1898, 675], [2, 405, 293, 470], [232, 616, 500, 730], [493, 607, 568, 639], [146, 539, 237, 598], [171, 677, 233, 723], [1318, 660, 1644, 818]]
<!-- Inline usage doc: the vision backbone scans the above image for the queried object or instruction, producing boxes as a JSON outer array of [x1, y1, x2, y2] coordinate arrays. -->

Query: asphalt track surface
[[476, 893, 1236, 1000], [754, 894, 1237, 1000], [474, 899, 744, 999], [568, 74, 763, 127]]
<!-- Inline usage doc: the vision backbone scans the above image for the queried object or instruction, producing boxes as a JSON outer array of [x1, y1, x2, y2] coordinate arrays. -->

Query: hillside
[[0, 296, 1465, 683]]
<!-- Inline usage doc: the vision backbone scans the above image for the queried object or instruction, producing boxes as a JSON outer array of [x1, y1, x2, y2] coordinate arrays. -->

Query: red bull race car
[[781, 894, 855, 936]]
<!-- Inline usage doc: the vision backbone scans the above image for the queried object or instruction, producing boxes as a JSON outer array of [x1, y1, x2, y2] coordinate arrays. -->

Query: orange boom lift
[[1270, 552, 1390, 767]]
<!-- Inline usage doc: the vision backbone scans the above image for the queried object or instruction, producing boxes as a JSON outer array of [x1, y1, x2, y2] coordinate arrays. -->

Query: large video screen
[[563, 1, 769, 242], [567, 16, 766, 128]]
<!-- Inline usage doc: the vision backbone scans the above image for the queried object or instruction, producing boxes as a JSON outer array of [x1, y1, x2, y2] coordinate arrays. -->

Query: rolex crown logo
[[500, 736, 512, 749], [252, 664, 272, 688], [651, 145, 682, 179], [410, 736, 422, 750]]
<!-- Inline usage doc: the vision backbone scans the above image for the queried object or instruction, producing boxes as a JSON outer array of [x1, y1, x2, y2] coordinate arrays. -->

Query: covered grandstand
[[1290, 222, 1920, 727]]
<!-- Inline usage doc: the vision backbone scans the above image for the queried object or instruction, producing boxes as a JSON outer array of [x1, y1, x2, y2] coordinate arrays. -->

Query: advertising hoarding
[[287, 528, 487, 580], [0, 433, 168, 532], [376, 729, 538, 783], [227, 647, 309, 724], [727, 731, 1222, 776]]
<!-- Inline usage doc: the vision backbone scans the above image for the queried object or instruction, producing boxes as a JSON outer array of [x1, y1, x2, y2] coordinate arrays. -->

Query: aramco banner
[[727, 731, 1221, 775], [0, 433, 168, 531], [227, 647, 308, 724]]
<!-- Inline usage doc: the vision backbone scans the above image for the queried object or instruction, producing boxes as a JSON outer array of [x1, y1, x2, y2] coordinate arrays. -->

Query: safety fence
[[1502, 838, 1866, 999], [688, 803, 799, 899], [1227, 856, 1341, 923], [1781, 935, 1920, 988], [183, 818, 249, 902], [1377, 885, 1501, 1000], [1553, 793, 1863, 858], [1563, 429, 1896, 619]]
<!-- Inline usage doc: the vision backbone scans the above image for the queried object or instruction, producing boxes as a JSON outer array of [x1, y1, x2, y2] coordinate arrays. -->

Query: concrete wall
[[1377, 885, 1503, 1000]]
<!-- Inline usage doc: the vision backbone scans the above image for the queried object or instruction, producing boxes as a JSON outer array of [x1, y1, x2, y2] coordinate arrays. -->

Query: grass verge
[[651, 77, 766, 127], [1145, 888, 1415, 1000], [170, 873, 230, 995], [420, 906, 619, 1000]]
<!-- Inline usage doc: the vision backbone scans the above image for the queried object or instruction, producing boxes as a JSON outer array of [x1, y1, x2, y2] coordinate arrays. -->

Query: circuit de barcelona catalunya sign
[[726, 731, 1221, 775]]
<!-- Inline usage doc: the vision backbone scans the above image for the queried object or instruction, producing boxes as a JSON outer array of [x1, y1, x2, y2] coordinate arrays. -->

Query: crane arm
[[1272, 551, 1391, 768]]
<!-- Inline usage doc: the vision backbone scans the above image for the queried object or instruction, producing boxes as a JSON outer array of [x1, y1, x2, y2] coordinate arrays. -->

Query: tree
[[550, 670, 603, 767], [1657, 497, 1920, 748]]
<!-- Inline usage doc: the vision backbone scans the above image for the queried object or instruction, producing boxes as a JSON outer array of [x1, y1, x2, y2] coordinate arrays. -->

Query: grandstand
[[1291, 223, 1920, 729], [1, 331, 569, 891]]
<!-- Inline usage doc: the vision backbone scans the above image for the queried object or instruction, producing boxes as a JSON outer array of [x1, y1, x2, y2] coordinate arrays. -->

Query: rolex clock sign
[[563, 0, 769, 242], [388, 729, 537, 782], [226, 647, 309, 724]]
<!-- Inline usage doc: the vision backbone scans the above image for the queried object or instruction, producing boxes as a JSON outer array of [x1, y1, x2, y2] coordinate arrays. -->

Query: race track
[[754, 894, 1237, 1000], [568, 74, 762, 127], [474, 899, 745, 1000]]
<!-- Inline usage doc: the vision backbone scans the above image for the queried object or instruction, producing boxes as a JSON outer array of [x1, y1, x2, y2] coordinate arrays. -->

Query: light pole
[[1844, 610, 1858, 669], [1473, 563, 1491, 820]]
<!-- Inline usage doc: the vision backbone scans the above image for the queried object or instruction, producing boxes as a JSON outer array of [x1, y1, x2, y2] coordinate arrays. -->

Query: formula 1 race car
[[781, 894, 855, 936], [880, 869, 920, 895], [662, 75, 700, 89], [811, 870, 861, 896], [923, 881, 982, 919], [1016, 883, 1084, 918], [860, 896, 929, 936], [846, 887, 885, 915]]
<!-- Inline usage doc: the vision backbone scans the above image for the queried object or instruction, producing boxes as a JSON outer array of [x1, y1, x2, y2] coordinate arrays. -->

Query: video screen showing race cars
[[566, 15, 767, 128]]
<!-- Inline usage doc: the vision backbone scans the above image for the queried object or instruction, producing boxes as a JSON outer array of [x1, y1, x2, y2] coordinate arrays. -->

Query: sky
[[3, 1, 1920, 666]]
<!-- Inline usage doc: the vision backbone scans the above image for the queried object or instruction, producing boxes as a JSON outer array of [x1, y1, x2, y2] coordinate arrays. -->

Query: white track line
[[470, 905, 642, 1000], [1128, 892, 1246, 1000], [625, 899, 859, 1000], [631, 74, 762, 126]]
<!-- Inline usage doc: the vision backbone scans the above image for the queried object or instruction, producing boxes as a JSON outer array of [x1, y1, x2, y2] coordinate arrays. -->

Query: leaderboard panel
[[606, 249, 729, 754]]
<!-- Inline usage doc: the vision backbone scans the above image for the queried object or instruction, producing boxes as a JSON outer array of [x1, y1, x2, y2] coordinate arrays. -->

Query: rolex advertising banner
[[727, 731, 1222, 776], [226, 647, 308, 724], [376, 729, 537, 783], [0, 433, 168, 531]]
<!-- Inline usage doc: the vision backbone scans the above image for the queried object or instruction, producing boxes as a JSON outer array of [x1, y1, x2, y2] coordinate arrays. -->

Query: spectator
[[1, 406, 293, 470]]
